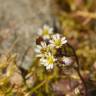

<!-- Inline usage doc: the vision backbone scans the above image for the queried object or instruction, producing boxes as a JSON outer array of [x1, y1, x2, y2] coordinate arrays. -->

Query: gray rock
[[0, 0, 54, 69]]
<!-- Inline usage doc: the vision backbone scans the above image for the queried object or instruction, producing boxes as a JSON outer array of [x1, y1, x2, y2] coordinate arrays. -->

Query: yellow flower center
[[41, 48, 46, 54], [43, 29, 49, 36], [47, 56, 54, 64], [54, 39, 61, 46]]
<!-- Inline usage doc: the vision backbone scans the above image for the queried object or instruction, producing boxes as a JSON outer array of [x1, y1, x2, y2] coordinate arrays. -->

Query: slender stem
[[75, 68, 87, 96], [67, 43, 87, 96], [29, 75, 54, 95], [30, 80, 46, 93]]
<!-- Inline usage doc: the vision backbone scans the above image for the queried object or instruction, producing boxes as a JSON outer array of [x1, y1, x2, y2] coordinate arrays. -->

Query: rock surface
[[0, 0, 54, 69]]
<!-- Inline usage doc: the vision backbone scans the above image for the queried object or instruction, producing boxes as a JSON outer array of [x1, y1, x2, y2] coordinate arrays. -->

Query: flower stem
[[67, 43, 88, 96], [29, 75, 54, 94]]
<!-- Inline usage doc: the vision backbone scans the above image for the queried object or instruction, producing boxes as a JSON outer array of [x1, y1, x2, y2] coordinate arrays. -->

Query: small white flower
[[74, 88, 80, 95], [40, 53, 56, 70], [49, 34, 67, 48], [35, 42, 48, 57], [62, 56, 72, 65], [38, 24, 53, 39]]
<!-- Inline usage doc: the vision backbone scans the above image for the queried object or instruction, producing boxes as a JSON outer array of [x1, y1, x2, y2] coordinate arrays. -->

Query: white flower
[[62, 56, 72, 65], [49, 34, 67, 48], [38, 24, 53, 39], [35, 42, 48, 57], [74, 88, 80, 95], [40, 53, 56, 70]]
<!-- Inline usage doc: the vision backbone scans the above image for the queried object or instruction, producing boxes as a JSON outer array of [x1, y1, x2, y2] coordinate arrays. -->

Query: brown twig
[[75, 11, 96, 19]]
